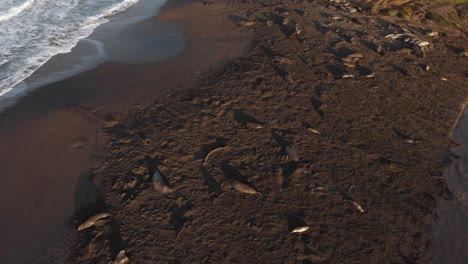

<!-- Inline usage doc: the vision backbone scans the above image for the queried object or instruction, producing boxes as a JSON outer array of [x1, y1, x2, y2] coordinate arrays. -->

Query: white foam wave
[[0, 0, 147, 98], [0, 0, 35, 22]]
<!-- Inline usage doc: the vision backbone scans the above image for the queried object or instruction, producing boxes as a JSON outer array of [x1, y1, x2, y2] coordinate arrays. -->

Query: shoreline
[[0, 1, 251, 263], [0, 0, 170, 113]]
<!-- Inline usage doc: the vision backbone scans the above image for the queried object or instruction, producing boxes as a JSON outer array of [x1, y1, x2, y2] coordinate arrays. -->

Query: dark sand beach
[[63, 0, 468, 263], [0, 1, 250, 263], [1, 0, 468, 263]]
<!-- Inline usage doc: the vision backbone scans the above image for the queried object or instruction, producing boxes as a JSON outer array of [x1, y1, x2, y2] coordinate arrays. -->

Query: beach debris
[[351, 17, 366, 25], [124, 177, 138, 190], [131, 166, 147, 176], [65, 104, 105, 124], [385, 33, 407, 40], [331, 15, 344, 21], [116, 138, 133, 145], [276, 167, 285, 188], [204, 146, 229, 164], [404, 139, 421, 144], [285, 145, 299, 161], [376, 43, 383, 54], [234, 110, 264, 128], [176, 221, 189, 240], [273, 66, 294, 84], [460, 51, 468, 57], [334, 40, 347, 47], [391, 64, 412, 76], [152, 169, 173, 193], [201, 1, 213, 6], [312, 186, 328, 193], [245, 122, 264, 129], [71, 142, 83, 149], [410, 62, 430, 71], [113, 250, 130, 264], [349, 200, 365, 213], [237, 21, 255, 27], [341, 53, 363, 68], [318, 103, 328, 111], [103, 120, 120, 129], [441, 77, 448, 81], [346, 7, 357, 13], [295, 23, 302, 35], [205, 177, 222, 195], [232, 180, 260, 195], [200, 168, 222, 196], [426, 31, 439, 37], [272, 56, 293, 65], [307, 128, 321, 134], [283, 73, 294, 84], [342, 73, 355, 78], [329, 0, 359, 13], [85, 232, 106, 259], [90, 107, 101, 114], [78, 213, 111, 231], [408, 45, 425, 58], [290, 226, 310, 234]]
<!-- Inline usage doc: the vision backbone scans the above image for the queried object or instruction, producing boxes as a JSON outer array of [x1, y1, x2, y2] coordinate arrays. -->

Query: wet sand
[[0, 1, 250, 263]]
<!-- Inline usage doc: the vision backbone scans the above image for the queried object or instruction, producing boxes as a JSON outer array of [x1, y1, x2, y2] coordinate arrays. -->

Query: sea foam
[[0, 0, 154, 98], [0, 0, 35, 22]]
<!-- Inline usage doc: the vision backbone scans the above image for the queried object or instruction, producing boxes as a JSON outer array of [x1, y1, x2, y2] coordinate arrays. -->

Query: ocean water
[[0, 0, 168, 100]]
